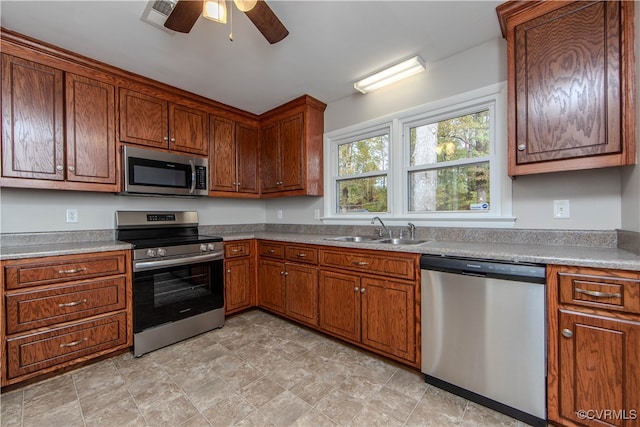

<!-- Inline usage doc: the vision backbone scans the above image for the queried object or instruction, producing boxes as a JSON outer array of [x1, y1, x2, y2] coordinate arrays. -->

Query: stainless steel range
[[116, 211, 224, 357]]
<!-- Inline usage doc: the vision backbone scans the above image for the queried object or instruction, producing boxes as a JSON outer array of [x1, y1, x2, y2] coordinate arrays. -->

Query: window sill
[[321, 215, 517, 228]]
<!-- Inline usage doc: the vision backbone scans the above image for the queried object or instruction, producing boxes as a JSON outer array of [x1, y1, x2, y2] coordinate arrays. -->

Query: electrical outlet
[[553, 200, 570, 219], [314, 209, 320, 220], [277, 210, 283, 219], [66, 208, 79, 223]]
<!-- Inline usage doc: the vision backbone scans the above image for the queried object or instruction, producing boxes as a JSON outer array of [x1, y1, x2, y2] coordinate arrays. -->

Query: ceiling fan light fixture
[[354, 56, 426, 94], [203, 0, 227, 23], [233, 0, 257, 12]]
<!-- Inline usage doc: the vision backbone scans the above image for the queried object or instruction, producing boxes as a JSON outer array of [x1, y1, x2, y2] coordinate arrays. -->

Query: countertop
[[2, 231, 640, 271]]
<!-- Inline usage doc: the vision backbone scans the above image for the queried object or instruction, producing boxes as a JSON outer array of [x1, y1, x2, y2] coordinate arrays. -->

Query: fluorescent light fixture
[[203, 0, 227, 23], [354, 56, 426, 94]]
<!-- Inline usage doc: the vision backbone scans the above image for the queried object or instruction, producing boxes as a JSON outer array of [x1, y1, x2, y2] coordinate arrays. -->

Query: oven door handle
[[134, 251, 223, 272]]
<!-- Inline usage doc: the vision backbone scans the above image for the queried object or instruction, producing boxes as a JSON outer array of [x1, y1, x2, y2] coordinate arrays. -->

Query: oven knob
[[146, 249, 157, 257], [200, 244, 208, 252], [157, 248, 167, 257], [207, 243, 216, 251]]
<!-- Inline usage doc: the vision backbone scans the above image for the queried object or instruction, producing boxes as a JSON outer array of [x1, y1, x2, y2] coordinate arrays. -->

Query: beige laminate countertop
[[2, 232, 640, 271]]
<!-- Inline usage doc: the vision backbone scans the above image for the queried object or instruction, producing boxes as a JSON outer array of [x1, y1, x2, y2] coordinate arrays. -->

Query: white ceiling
[[0, 1, 504, 115]]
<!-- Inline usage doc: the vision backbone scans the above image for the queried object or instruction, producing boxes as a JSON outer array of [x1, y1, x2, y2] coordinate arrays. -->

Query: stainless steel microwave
[[121, 145, 208, 196]]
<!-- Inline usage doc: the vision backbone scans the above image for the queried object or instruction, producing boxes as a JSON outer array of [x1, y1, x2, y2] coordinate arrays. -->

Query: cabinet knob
[[561, 328, 573, 338], [354, 287, 359, 292], [284, 272, 289, 276], [517, 144, 526, 151], [68, 166, 75, 172], [56, 165, 64, 171], [227, 269, 231, 273], [163, 136, 169, 141], [360, 288, 365, 293], [170, 138, 176, 142]]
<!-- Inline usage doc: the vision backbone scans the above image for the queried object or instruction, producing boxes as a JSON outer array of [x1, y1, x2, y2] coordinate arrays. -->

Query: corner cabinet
[[496, 1, 636, 176], [209, 115, 259, 197], [1, 250, 132, 387], [547, 265, 640, 427], [119, 88, 209, 155], [1, 53, 117, 191], [259, 95, 326, 197]]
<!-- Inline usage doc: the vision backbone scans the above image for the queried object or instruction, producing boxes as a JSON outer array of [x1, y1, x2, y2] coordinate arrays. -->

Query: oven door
[[133, 257, 224, 333]]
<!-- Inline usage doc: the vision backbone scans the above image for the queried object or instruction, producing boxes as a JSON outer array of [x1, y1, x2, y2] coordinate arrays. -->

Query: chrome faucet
[[406, 222, 416, 240], [371, 216, 392, 238]]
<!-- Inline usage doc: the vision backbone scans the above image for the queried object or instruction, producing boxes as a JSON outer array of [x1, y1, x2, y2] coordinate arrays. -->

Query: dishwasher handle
[[420, 254, 546, 284]]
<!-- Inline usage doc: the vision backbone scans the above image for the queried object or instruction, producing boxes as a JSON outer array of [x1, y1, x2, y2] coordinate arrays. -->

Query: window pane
[[410, 110, 490, 166], [337, 176, 388, 213], [338, 134, 389, 176], [409, 162, 490, 212]]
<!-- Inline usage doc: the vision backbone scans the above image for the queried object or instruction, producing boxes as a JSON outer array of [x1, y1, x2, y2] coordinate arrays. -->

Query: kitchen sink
[[377, 238, 430, 245], [324, 236, 381, 243]]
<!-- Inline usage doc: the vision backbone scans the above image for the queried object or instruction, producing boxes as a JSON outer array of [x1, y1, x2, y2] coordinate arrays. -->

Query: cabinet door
[[169, 103, 208, 155], [236, 122, 258, 193], [285, 263, 318, 327], [558, 310, 640, 426], [225, 257, 253, 314], [510, 1, 630, 174], [260, 122, 281, 193], [257, 258, 285, 314], [279, 112, 304, 191], [210, 116, 236, 192], [360, 277, 415, 362], [1, 54, 64, 180], [119, 88, 168, 148], [65, 73, 116, 185], [318, 270, 360, 342]]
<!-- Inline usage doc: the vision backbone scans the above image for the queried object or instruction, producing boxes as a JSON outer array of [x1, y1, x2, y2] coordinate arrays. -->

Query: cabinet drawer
[[225, 241, 251, 258], [320, 249, 415, 280], [258, 241, 285, 259], [4, 251, 127, 290], [558, 270, 640, 314], [286, 245, 318, 264], [6, 312, 128, 379], [5, 277, 127, 334]]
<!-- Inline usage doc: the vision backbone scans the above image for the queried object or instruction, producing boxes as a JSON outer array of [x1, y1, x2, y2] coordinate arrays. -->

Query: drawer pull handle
[[231, 249, 242, 253], [58, 267, 87, 274], [58, 299, 87, 308], [59, 337, 88, 348], [268, 249, 276, 253], [575, 288, 621, 299], [296, 253, 307, 258], [352, 261, 369, 266]]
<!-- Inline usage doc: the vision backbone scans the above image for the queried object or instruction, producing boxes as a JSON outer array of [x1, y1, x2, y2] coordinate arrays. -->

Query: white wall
[[264, 33, 639, 231], [620, 1, 640, 233], [0, 188, 266, 233]]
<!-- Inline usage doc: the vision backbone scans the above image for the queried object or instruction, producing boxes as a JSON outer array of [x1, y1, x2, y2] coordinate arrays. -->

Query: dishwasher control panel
[[420, 255, 545, 283]]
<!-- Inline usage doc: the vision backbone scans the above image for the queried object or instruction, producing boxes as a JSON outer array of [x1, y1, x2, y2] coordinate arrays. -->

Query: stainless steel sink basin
[[324, 236, 381, 243], [377, 238, 430, 245]]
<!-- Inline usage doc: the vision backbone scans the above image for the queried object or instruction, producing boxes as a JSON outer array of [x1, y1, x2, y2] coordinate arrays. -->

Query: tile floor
[[1, 309, 533, 427]]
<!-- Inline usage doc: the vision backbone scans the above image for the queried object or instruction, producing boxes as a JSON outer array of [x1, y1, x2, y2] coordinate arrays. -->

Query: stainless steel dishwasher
[[420, 254, 546, 427]]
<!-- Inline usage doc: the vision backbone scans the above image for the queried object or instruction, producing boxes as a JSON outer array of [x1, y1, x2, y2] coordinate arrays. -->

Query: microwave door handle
[[189, 160, 196, 194]]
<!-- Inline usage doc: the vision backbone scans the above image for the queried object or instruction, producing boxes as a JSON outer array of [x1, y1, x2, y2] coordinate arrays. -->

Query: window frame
[[323, 83, 513, 227]]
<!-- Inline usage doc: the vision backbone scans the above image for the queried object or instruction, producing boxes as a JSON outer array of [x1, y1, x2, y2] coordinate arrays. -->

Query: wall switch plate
[[66, 208, 79, 223], [553, 200, 570, 219], [277, 210, 283, 219]]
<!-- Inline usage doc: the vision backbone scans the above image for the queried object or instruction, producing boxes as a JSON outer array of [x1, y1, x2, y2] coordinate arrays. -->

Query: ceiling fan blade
[[164, 0, 203, 33], [244, 0, 289, 44]]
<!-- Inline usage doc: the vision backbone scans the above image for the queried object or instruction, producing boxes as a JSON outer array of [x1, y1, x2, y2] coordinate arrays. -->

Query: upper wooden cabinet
[[496, 1, 636, 176], [259, 95, 326, 197], [1, 53, 117, 191], [119, 88, 209, 156], [209, 115, 258, 196]]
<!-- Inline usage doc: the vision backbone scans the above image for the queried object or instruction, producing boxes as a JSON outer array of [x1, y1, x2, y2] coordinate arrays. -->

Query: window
[[324, 83, 512, 226], [406, 109, 491, 213], [335, 128, 390, 213]]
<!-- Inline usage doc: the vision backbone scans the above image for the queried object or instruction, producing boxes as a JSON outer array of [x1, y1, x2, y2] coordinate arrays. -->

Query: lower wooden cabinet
[[224, 240, 255, 315], [1, 250, 132, 386], [257, 242, 319, 327], [547, 265, 640, 427], [319, 270, 417, 365]]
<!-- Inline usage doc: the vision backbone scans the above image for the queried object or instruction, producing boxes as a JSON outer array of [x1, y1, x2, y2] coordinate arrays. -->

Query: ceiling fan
[[163, 0, 289, 44]]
